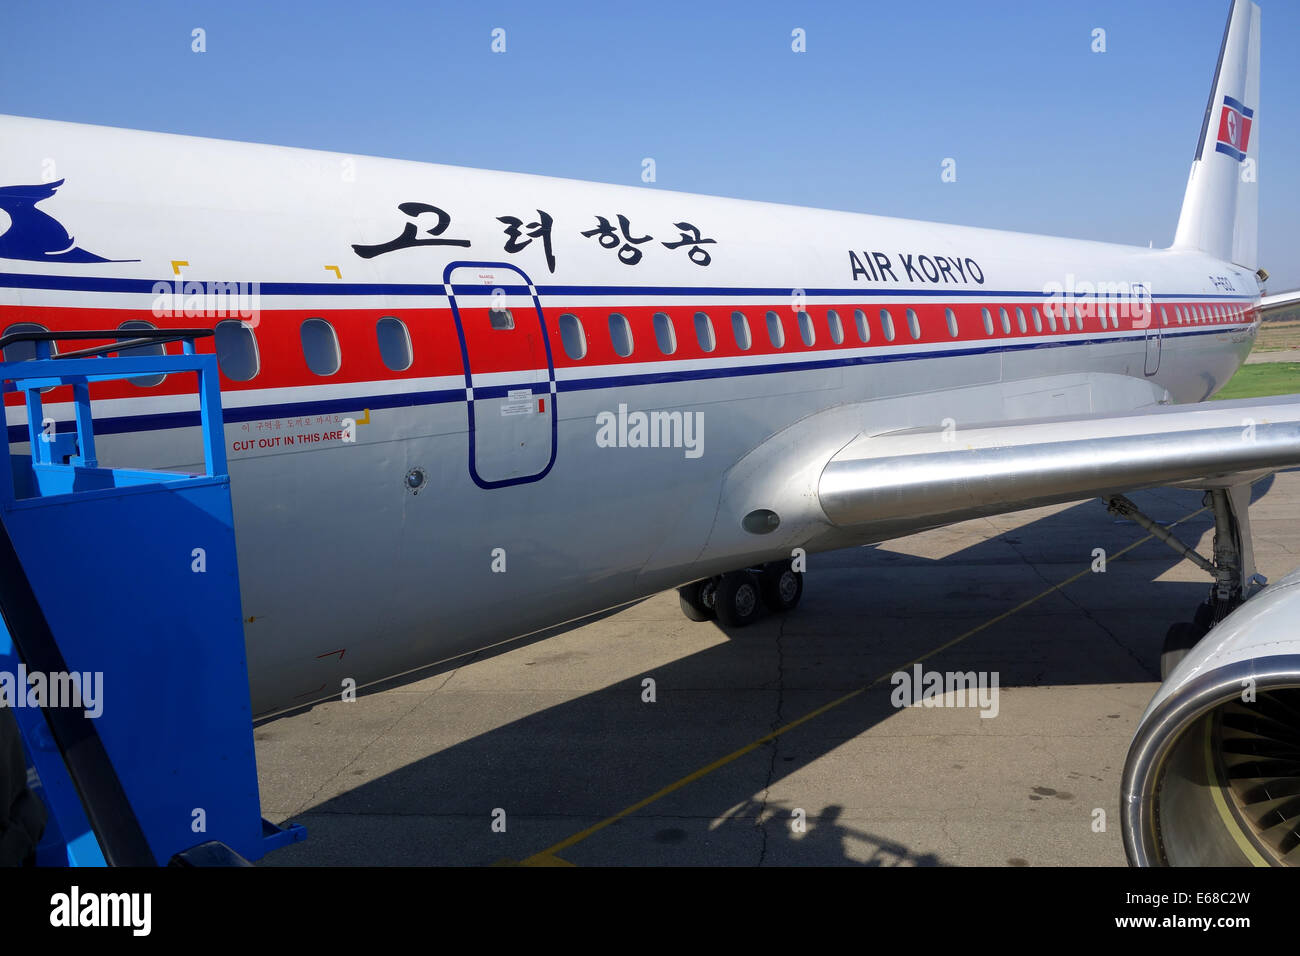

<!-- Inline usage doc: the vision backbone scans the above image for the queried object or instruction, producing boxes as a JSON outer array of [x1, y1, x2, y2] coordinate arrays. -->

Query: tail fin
[[1171, 0, 1260, 269]]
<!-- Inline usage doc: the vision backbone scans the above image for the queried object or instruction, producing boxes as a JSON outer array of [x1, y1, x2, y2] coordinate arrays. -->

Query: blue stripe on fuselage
[[4, 324, 1249, 443]]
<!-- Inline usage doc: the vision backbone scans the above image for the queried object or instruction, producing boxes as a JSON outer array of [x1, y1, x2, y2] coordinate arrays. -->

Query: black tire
[[1193, 601, 1217, 631], [760, 561, 804, 613], [715, 571, 762, 628], [1161, 621, 1205, 679], [677, 580, 715, 622]]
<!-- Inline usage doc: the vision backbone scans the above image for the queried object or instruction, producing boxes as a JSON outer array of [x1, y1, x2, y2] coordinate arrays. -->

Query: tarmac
[[255, 471, 1300, 866], [1245, 348, 1300, 363]]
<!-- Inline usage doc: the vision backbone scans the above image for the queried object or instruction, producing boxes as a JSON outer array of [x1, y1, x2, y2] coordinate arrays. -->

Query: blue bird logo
[[0, 179, 138, 263]]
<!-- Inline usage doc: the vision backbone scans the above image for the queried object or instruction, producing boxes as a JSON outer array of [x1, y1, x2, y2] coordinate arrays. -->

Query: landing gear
[[677, 579, 717, 622], [677, 561, 805, 627], [714, 571, 761, 628], [1108, 484, 1266, 678], [759, 559, 804, 613]]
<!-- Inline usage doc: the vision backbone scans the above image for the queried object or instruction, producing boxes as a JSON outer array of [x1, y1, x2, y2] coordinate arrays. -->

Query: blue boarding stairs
[[0, 328, 304, 865]]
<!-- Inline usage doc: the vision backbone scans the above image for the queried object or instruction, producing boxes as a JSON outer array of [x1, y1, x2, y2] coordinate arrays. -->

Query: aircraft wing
[[1259, 288, 1300, 323], [818, 395, 1300, 530]]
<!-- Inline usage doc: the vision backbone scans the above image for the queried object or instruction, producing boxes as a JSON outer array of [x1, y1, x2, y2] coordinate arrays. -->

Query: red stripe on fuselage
[[0, 299, 1256, 407]]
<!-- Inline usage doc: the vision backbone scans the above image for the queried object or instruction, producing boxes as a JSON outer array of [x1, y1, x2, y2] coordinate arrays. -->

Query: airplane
[[0, 0, 1296, 866]]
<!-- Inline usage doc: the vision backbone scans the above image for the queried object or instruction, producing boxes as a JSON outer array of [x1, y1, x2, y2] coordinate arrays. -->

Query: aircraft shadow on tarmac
[[259, 477, 1286, 866]]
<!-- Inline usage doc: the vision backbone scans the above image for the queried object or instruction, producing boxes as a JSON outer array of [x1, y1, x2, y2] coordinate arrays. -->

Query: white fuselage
[[0, 116, 1260, 714]]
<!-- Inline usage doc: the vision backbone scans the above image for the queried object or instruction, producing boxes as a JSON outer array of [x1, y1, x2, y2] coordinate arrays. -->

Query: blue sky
[[3, 0, 1297, 288]]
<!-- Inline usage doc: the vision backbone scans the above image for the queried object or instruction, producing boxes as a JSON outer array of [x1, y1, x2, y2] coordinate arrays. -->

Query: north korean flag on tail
[[1215, 95, 1254, 162]]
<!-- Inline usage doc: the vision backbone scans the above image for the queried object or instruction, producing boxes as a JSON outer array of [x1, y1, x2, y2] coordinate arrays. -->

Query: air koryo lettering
[[849, 250, 984, 285]]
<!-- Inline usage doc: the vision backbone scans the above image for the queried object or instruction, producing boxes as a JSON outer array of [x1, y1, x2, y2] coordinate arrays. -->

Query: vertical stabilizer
[[1171, 0, 1260, 269]]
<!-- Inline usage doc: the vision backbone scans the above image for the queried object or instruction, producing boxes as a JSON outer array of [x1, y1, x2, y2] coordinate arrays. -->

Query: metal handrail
[[0, 328, 213, 360]]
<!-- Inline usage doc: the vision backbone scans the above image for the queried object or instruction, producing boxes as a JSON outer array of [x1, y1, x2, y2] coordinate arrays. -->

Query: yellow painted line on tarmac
[[493, 853, 574, 866], [518, 503, 1209, 866]]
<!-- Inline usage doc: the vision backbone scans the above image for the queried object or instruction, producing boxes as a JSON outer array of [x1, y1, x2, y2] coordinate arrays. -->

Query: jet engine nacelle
[[1123, 566, 1300, 865]]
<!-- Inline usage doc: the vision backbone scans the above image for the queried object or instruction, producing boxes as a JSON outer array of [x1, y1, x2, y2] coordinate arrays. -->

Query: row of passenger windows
[[0, 316, 414, 386], [219, 316, 416, 382], [1, 300, 1252, 386], [561, 308, 922, 362], [554, 301, 1250, 361], [1165, 304, 1247, 325]]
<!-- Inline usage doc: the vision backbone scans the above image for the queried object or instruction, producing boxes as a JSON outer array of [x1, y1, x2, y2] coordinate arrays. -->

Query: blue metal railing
[[0, 329, 303, 865]]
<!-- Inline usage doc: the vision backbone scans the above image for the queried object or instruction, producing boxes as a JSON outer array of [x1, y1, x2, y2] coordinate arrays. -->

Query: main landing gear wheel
[[678, 579, 717, 622], [759, 561, 803, 614], [715, 571, 762, 628]]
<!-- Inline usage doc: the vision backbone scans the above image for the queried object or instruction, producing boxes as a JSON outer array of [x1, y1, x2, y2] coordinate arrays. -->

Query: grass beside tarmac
[[1213, 362, 1300, 400]]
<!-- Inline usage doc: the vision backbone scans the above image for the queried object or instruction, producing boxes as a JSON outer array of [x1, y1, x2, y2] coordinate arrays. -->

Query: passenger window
[[1073, 306, 1084, 331], [2, 322, 57, 392], [1031, 307, 1042, 332], [1045, 306, 1057, 332], [879, 309, 895, 342], [1109, 304, 1119, 329], [905, 308, 920, 340], [826, 309, 844, 345], [1015, 308, 1026, 333], [853, 309, 870, 343], [376, 316, 413, 372], [215, 320, 260, 382], [945, 308, 959, 338], [559, 313, 586, 360], [489, 309, 514, 330], [118, 320, 166, 387], [1159, 307, 1168, 327], [797, 311, 815, 346], [653, 312, 677, 355], [982, 308, 993, 335], [694, 312, 716, 352], [300, 318, 340, 376], [609, 313, 634, 357], [999, 307, 1010, 335], [732, 311, 752, 350], [1, 322, 51, 363], [766, 311, 785, 348]]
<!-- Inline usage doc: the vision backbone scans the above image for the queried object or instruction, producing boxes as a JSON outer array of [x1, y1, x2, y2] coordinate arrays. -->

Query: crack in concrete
[[289, 666, 463, 817]]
